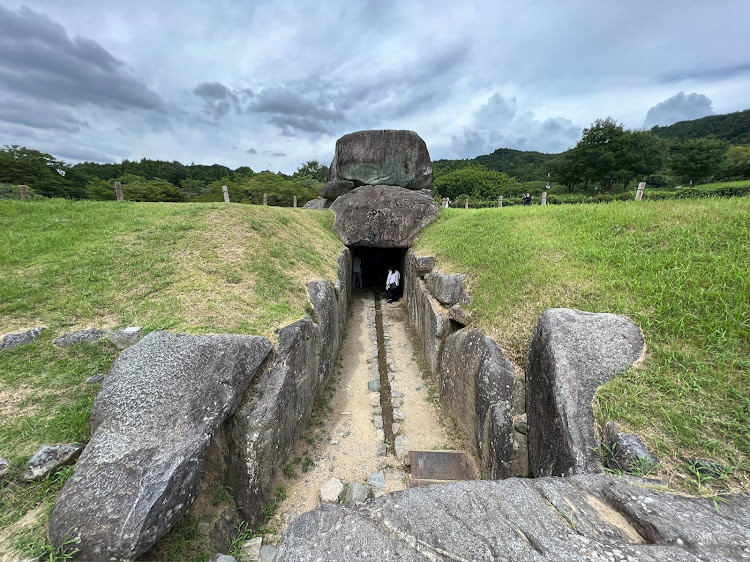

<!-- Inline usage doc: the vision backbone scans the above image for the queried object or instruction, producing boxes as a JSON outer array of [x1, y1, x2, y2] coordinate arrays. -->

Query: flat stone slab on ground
[[275, 474, 750, 561], [320, 477, 345, 503], [0, 327, 45, 351], [345, 482, 372, 505], [21, 444, 82, 481], [53, 327, 108, 347]]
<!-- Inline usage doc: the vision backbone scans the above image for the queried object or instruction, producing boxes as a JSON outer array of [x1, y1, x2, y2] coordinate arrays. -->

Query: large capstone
[[526, 308, 645, 477], [275, 474, 750, 561], [330, 185, 439, 247], [327, 130, 433, 191], [48, 331, 273, 560]]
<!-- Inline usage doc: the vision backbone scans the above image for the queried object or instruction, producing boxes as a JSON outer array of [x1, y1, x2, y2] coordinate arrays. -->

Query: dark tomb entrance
[[351, 247, 406, 291]]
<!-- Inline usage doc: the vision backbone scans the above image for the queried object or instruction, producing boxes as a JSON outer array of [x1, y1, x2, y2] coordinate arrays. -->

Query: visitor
[[352, 256, 362, 289], [386, 266, 400, 303]]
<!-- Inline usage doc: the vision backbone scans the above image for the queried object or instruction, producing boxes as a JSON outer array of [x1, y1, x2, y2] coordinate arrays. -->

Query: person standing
[[386, 266, 400, 303], [353, 256, 363, 289]]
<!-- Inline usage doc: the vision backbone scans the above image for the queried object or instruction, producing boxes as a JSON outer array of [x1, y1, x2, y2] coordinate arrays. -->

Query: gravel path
[[272, 291, 473, 535]]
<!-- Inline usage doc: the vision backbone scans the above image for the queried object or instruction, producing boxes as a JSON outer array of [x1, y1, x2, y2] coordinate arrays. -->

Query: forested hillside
[[650, 109, 750, 145]]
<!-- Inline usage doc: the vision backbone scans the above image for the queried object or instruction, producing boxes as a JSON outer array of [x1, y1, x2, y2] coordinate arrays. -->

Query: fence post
[[635, 182, 646, 201], [541, 192, 547, 205], [464, 198, 469, 209], [293, 195, 297, 208], [498, 196, 503, 207], [263, 193, 268, 206], [222, 185, 230, 202], [114, 181, 123, 202], [19, 185, 29, 199]]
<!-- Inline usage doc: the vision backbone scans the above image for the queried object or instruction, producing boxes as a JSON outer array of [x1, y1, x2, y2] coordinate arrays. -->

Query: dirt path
[[272, 292, 471, 534]]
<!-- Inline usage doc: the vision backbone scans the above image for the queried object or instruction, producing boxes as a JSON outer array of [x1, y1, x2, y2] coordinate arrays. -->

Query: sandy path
[[273, 292, 471, 535]]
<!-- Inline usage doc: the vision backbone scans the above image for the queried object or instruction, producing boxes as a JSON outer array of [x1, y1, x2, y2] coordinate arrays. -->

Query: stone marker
[[22, 444, 82, 481], [263, 193, 267, 206], [293, 195, 297, 208], [498, 195, 503, 207], [541, 192, 548, 205], [635, 181, 646, 201], [48, 331, 272, 560], [114, 181, 123, 202], [222, 185, 230, 202], [320, 477, 345, 503], [274, 474, 750, 562], [0, 326, 45, 351], [526, 308, 645, 477], [19, 184, 29, 198]]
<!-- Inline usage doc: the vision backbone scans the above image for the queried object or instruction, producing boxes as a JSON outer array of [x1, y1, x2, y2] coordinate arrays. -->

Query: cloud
[[245, 148, 257, 154], [643, 92, 714, 129], [192, 81, 249, 120], [0, 97, 88, 132], [0, 6, 162, 111], [451, 93, 581, 157], [661, 62, 750, 83], [247, 85, 345, 136]]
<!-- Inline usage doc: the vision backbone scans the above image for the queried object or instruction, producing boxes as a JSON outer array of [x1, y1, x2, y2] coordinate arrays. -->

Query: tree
[[576, 118, 627, 191], [433, 165, 511, 200], [294, 160, 328, 182], [548, 149, 584, 192], [722, 145, 750, 179], [669, 139, 729, 185], [0, 145, 80, 198]]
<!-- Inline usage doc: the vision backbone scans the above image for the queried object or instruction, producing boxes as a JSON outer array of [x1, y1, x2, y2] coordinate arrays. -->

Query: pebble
[[373, 415, 383, 429], [376, 443, 387, 456], [368, 471, 386, 489], [393, 409, 405, 421], [368, 380, 380, 392], [392, 423, 401, 435], [259, 545, 278, 562], [373, 406, 382, 415]]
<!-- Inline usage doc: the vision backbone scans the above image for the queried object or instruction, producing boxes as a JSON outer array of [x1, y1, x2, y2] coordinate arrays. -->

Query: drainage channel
[[374, 292, 395, 453]]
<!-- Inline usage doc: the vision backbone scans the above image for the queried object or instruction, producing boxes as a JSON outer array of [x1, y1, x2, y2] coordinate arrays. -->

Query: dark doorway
[[351, 247, 406, 290]]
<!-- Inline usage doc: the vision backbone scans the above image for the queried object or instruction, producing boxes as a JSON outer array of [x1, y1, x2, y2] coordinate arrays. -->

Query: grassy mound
[[415, 198, 749, 492], [0, 200, 342, 559]]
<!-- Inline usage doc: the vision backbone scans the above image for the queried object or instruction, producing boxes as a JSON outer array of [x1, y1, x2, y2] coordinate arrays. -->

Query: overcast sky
[[1, 1, 748, 173]]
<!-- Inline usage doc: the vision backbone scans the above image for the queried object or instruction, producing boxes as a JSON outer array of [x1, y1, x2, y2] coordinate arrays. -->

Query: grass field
[[0, 199, 342, 560], [415, 198, 750, 492]]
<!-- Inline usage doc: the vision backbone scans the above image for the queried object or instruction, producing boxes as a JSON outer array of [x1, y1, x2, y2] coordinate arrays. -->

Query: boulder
[[448, 304, 473, 326], [329, 185, 439, 248], [439, 328, 527, 479], [414, 255, 435, 277], [321, 180, 354, 201], [303, 197, 332, 209], [603, 421, 660, 474], [48, 331, 272, 560], [526, 309, 645, 477], [327, 130, 433, 190], [53, 327, 108, 347], [226, 318, 321, 525], [21, 444, 82, 482], [0, 327, 45, 351], [275, 474, 750, 562], [425, 272, 468, 306]]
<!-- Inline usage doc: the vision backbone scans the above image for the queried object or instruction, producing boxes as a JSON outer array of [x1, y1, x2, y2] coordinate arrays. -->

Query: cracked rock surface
[[275, 474, 750, 561]]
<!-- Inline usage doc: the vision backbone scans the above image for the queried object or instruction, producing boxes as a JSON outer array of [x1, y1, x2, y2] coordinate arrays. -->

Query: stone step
[[407, 450, 479, 488]]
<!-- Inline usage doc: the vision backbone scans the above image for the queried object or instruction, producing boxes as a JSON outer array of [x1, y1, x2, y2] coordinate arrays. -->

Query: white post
[[19, 185, 29, 199], [293, 195, 297, 208], [222, 185, 230, 202], [635, 182, 646, 201], [114, 181, 123, 202], [263, 193, 268, 206], [541, 192, 548, 205]]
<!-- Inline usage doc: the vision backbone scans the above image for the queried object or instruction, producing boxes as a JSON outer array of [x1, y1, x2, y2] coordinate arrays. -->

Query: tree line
[[0, 146, 328, 204]]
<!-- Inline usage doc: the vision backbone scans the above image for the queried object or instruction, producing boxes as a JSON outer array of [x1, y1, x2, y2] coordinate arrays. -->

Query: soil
[[272, 292, 474, 536]]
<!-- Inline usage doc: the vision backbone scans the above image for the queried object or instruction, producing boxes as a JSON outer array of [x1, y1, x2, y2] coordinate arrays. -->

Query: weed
[[261, 486, 287, 522], [628, 455, 661, 477], [229, 521, 257, 559], [283, 464, 297, 478], [301, 455, 314, 473], [21, 529, 81, 562]]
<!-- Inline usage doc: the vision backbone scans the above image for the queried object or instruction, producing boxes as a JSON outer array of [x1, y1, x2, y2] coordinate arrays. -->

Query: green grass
[[0, 199, 342, 559], [415, 198, 750, 489]]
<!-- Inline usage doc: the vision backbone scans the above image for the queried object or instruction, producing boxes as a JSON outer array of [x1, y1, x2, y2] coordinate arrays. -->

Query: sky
[[1, 1, 748, 174]]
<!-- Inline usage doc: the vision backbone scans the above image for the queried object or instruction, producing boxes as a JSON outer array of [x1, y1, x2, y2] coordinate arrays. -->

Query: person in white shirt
[[386, 267, 401, 303]]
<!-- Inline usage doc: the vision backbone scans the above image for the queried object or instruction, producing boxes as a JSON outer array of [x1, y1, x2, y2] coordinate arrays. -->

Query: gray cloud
[[643, 92, 714, 129], [662, 62, 750, 83], [0, 97, 88, 132], [452, 93, 582, 157], [245, 148, 257, 154], [192, 81, 248, 120], [0, 5, 162, 111]]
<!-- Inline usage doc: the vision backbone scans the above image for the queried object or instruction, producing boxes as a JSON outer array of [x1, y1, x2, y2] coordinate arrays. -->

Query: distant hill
[[650, 109, 750, 145], [434, 148, 557, 183]]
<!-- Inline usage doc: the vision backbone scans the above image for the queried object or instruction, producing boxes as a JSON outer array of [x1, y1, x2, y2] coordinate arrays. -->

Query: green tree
[[722, 145, 750, 179], [0, 145, 80, 198], [433, 165, 511, 200], [294, 160, 328, 182], [670, 138, 729, 185]]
